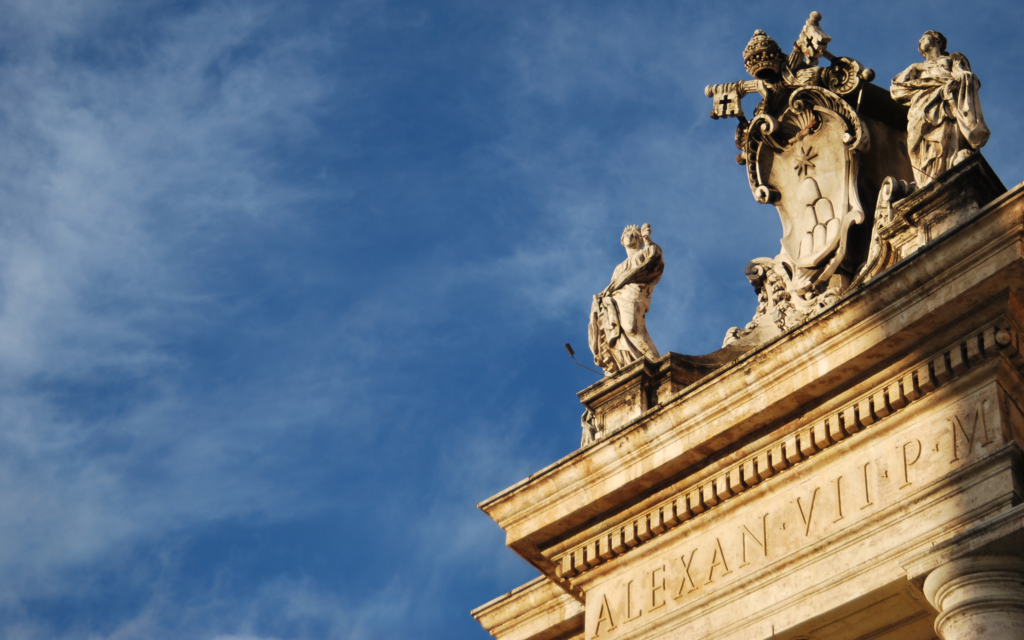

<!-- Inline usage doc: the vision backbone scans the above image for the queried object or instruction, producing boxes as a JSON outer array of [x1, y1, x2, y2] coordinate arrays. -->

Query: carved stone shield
[[746, 87, 869, 292]]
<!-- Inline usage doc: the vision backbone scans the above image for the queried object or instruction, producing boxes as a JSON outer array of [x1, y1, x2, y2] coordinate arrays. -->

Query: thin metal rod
[[564, 343, 602, 375]]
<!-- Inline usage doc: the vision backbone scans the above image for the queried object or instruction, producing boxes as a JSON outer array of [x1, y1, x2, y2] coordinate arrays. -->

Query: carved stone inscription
[[585, 386, 1002, 639]]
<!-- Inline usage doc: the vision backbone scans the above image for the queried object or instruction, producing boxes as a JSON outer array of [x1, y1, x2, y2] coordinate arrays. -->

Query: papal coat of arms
[[708, 13, 915, 347]]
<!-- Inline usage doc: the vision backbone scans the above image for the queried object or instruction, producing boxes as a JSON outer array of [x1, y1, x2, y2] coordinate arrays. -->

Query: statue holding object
[[890, 30, 990, 187], [588, 224, 663, 377]]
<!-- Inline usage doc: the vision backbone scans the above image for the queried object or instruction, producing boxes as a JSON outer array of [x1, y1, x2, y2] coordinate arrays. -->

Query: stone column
[[923, 556, 1024, 639]]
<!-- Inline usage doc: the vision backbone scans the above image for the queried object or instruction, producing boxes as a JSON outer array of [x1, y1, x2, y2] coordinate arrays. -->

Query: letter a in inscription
[[594, 593, 616, 636], [796, 487, 819, 536], [707, 538, 732, 583]]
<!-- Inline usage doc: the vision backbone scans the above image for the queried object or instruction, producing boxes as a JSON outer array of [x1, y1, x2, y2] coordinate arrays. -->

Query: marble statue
[[891, 31, 990, 187], [588, 224, 663, 377]]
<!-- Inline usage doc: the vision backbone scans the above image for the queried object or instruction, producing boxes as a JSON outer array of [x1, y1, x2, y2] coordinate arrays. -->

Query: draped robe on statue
[[891, 52, 990, 187], [588, 240, 664, 376]]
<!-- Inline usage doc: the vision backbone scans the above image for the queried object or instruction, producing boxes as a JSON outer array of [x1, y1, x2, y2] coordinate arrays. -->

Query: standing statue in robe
[[589, 223, 664, 377], [890, 30, 990, 187]]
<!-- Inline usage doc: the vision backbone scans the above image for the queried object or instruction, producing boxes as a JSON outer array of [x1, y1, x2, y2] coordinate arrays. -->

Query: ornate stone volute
[[851, 154, 1006, 289], [711, 12, 915, 348]]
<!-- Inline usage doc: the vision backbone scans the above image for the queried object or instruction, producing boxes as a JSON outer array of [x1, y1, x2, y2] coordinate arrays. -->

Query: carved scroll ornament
[[709, 12, 880, 347]]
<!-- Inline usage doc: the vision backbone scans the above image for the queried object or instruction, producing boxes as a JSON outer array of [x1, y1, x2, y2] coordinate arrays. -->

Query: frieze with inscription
[[586, 385, 1004, 638], [558, 325, 1009, 583]]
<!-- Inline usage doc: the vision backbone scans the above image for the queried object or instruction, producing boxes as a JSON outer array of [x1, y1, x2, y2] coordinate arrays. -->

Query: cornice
[[471, 576, 584, 640], [479, 181, 1024, 578], [554, 322, 1014, 582]]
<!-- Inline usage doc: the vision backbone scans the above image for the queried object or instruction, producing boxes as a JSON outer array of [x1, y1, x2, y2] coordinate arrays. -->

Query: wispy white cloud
[[0, 0, 342, 593], [0, 2, 1018, 639]]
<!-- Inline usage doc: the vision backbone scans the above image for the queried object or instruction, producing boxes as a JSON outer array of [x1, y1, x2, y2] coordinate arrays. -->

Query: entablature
[[471, 576, 583, 640], [479, 180, 1024, 585]]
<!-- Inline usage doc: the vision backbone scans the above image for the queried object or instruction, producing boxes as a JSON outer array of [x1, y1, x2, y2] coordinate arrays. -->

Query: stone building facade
[[473, 14, 1023, 640]]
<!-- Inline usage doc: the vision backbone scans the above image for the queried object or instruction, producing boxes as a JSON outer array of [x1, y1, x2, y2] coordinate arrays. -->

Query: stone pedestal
[[924, 556, 1024, 640]]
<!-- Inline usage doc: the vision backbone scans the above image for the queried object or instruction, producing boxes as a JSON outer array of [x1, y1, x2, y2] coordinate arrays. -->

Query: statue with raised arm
[[891, 31, 990, 187], [588, 223, 664, 377]]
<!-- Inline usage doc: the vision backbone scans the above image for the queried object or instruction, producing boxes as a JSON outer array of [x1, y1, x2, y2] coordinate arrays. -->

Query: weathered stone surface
[[856, 154, 1007, 289], [708, 12, 911, 342], [589, 224, 663, 378], [578, 350, 745, 446], [471, 577, 584, 640], [577, 381, 1014, 638], [891, 31, 990, 188], [923, 555, 1024, 640], [475, 172, 1024, 639], [475, 14, 1023, 640]]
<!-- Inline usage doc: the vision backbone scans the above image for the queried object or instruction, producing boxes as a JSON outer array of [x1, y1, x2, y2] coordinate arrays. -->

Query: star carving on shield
[[793, 145, 817, 176]]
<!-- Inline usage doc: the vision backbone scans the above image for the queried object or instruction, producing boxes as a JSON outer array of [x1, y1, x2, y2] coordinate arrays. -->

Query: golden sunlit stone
[[473, 13, 1024, 640]]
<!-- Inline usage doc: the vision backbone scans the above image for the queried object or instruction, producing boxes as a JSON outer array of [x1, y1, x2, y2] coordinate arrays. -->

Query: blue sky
[[0, 1, 1020, 639]]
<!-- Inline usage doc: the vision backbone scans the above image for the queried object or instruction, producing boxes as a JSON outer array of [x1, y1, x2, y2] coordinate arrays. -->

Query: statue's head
[[743, 29, 785, 80], [918, 30, 948, 58], [621, 225, 643, 249]]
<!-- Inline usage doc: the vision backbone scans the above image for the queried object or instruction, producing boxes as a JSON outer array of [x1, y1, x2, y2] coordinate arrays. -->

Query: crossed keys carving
[[703, 12, 838, 122], [703, 80, 764, 120]]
